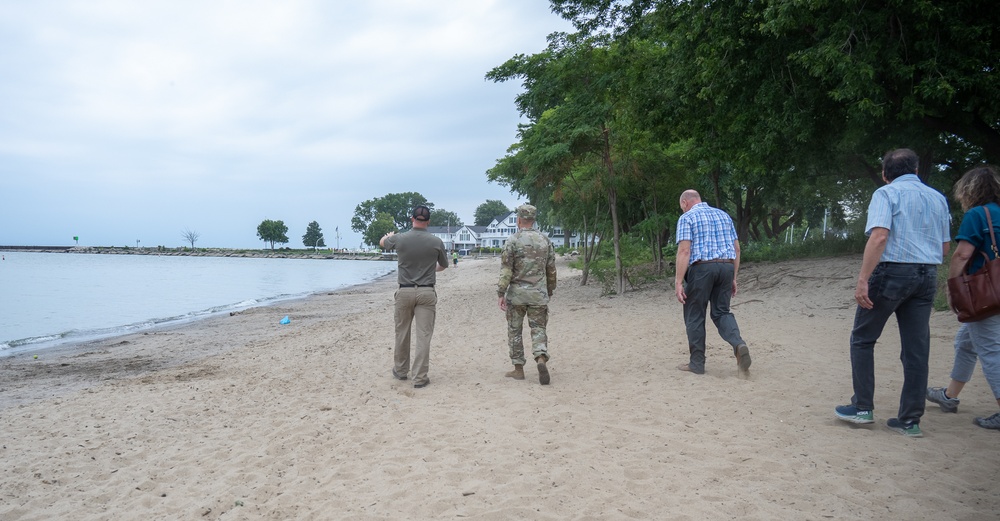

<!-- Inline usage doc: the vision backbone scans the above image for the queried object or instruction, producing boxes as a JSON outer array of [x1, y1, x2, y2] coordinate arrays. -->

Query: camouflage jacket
[[498, 228, 557, 305]]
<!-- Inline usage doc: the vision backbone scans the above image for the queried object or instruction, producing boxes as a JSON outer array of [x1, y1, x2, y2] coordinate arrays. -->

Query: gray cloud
[[0, 0, 567, 248]]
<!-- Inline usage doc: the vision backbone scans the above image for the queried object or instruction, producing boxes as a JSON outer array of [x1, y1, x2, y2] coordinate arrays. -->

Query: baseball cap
[[412, 205, 431, 221]]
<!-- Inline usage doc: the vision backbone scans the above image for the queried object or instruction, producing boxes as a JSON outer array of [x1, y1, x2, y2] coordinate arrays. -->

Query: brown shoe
[[505, 364, 525, 380], [536, 356, 550, 385]]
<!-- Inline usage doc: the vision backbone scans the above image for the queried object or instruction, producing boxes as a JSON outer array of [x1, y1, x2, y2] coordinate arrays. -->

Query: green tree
[[364, 212, 398, 248], [302, 221, 326, 249], [428, 209, 463, 228], [550, 0, 1000, 213], [351, 192, 431, 234], [473, 200, 511, 226], [488, 33, 682, 294], [481, 0, 998, 292], [760, 0, 1000, 169], [256, 219, 289, 250]]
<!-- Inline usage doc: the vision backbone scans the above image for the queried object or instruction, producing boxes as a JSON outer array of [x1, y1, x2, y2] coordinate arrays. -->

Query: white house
[[437, 212, 590, 252], [425, 226, 457, 251], [479, 212, 520, 248], [545, 225, 586, 249], [453, 225, 487, 253]]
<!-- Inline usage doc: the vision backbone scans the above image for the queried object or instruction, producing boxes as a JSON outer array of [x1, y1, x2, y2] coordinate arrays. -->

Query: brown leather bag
[[948, 205, 1000, 322]]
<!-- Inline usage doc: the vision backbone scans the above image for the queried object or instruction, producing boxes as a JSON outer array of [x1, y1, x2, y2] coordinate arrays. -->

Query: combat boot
[[536, 356, 550, 385], [505, 364, 525, 380]]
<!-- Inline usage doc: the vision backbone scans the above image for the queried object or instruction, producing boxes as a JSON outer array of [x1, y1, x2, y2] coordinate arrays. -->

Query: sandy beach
[[2, 254, 998, 520]]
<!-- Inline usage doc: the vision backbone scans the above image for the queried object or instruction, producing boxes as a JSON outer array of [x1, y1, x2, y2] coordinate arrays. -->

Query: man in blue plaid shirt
[[674, 190, 751, 375]]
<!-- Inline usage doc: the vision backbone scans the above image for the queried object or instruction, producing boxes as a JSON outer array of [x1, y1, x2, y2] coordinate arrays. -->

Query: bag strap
[[961, 206, 999, 276], [984, 205, 999, 258]]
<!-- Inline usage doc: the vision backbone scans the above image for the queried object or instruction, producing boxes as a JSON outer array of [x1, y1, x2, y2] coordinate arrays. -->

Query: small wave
[[1, 302, 244, 356], [3, 333, 67, 349], [0, 291, 326, 357], [1, 263, 395, 356]]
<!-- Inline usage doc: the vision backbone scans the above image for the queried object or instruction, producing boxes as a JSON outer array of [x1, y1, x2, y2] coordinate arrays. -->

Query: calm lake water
[[0, 252, 396, 355]]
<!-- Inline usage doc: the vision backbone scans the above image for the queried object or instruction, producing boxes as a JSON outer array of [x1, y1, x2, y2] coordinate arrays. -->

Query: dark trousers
[[682, 262, 745, 373], [849, 263, 937, 424]]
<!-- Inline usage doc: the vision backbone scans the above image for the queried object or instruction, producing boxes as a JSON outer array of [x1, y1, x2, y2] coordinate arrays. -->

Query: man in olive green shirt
[[381, 205, 448, 388]]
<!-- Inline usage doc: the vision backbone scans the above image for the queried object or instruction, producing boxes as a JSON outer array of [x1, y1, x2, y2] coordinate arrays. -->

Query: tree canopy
[[428, 209, 463, 228], [302, 221, 326, 249], [257, 219, 289, 250], [364, 212, 397, 248], [474, 200, 511, 226], [487, 0, 1000, 291], [352, 192, 465, 246], [351, 192, 431, 235]]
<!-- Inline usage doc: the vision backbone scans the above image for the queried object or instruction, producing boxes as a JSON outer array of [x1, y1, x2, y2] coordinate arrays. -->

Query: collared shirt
[[865, 174, 951, 264], [382, 228, 448, 286], [676, 202, 738, 264]]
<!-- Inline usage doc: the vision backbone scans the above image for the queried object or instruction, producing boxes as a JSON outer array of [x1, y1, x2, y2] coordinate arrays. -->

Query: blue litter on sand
[[280, 316, 290, 325]]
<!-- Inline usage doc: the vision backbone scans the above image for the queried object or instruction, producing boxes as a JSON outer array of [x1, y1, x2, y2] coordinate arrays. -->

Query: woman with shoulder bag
[[926, 165, 1000, 429]]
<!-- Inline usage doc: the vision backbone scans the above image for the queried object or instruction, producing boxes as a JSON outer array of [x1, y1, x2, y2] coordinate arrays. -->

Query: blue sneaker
[[835, 404, 874, 424], [887, 418, 923, 438]]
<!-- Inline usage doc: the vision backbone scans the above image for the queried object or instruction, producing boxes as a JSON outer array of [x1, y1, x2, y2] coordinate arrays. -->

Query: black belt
[[877, 262, 936, 268], [692, 259, 734, 265], [399, 284, 434, 288]]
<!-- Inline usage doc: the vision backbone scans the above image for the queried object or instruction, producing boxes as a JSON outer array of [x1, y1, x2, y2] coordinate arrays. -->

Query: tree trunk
[[856, 154, 884, 187], [580, 218, 591, 286], [916, 147, 935, 184], [645, 195, 664, 275], [769, 208, 799, 238], [922, 115, 1000, 166], [602, 127, 624, 295], [733, 186, 753, 243], [652, 234, 663, 275], [580, 203, 603, 287], [711, 166, 723, 208], [609, 185, 623, 294]]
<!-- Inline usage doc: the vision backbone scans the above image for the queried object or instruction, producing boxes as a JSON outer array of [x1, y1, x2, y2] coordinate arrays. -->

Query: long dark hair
[[954, 165, 1000, 211]]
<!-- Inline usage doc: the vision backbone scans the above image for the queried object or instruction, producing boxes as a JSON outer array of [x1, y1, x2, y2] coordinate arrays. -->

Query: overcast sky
[[0, 1, 570, 249]]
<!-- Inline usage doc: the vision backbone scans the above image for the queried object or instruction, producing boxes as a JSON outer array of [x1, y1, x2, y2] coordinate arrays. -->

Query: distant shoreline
[[0, 245, 391, 261]]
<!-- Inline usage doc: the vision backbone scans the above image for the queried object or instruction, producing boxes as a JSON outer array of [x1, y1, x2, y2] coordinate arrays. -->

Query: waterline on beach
[[0, 252, 396, 355]]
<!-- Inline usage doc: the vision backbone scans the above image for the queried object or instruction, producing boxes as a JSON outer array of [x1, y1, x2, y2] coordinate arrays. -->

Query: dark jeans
[[682, 262, 745, 373], [849, 263, 937, 424]]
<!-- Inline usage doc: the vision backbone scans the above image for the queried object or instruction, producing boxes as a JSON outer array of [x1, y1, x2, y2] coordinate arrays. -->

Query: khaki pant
[[394, 287, 437, 385]]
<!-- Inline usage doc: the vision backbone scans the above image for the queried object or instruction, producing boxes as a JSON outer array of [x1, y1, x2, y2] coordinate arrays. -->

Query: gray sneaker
[[926, 387, 959, 413], [974, 412, 1000, 430]]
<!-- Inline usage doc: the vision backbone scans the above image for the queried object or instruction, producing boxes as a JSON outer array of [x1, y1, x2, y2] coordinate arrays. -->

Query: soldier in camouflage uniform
[[497, 204, 557, 385]]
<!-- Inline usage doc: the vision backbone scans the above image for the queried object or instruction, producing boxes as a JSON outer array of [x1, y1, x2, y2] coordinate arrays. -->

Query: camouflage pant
[[506, 304, 548, 365]]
